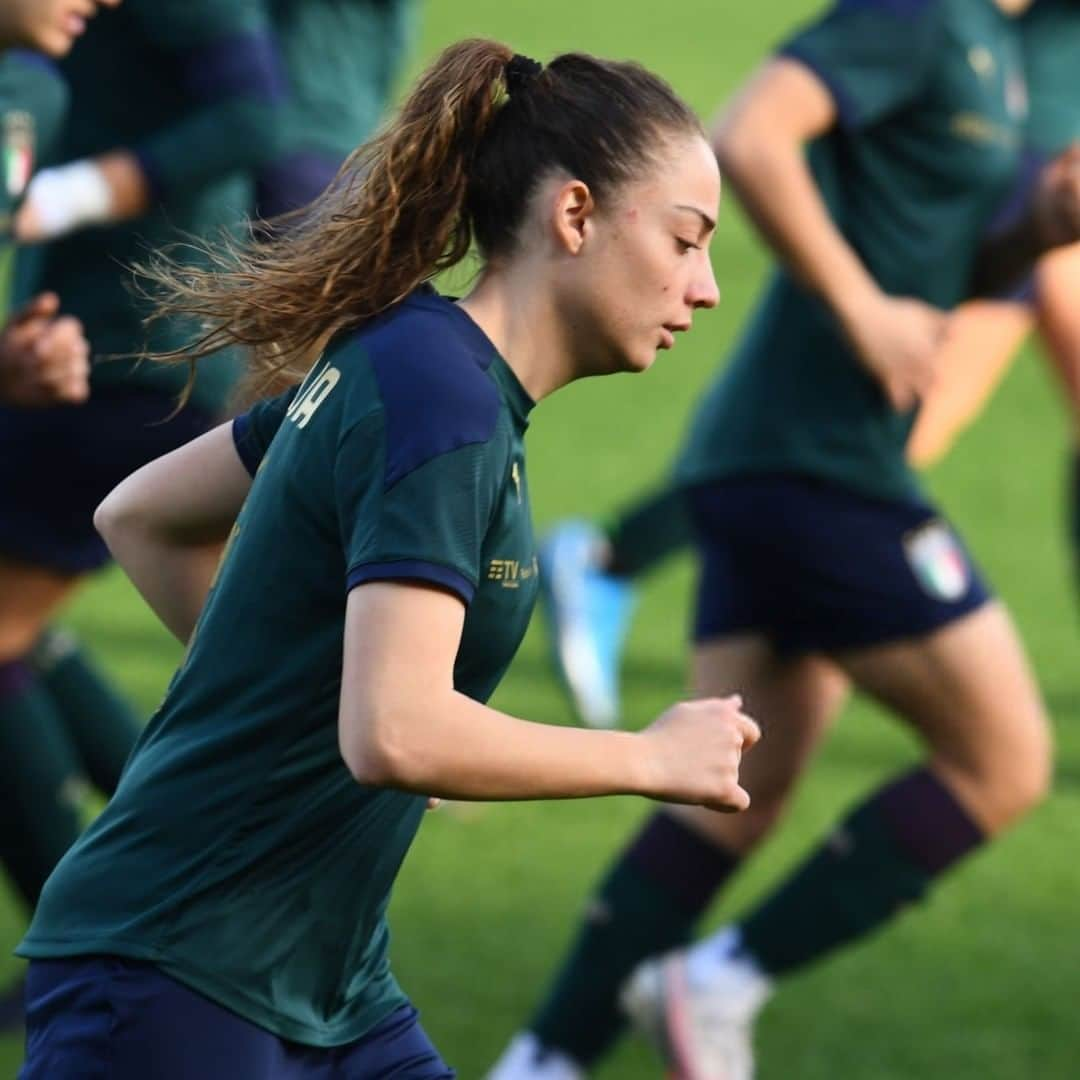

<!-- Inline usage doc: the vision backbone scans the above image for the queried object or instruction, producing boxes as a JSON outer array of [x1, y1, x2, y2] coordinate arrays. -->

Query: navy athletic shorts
[[0, 389, 215, 574], [20, 956, 455, 1079], [689, 475, 991, 654]]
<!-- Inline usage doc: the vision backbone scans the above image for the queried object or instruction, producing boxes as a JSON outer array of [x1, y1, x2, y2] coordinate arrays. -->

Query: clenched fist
[[0, 292, 90, 407], [640, 695, 760, 812]]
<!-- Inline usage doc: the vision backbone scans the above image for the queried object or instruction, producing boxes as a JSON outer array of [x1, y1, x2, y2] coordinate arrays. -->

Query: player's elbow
[[94, 481, 141, 550], [339, 698, 424, 789]]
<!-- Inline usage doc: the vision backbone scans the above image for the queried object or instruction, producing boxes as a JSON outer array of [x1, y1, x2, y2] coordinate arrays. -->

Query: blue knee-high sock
[[530, 811, 740, 1065], [31, 628, 140, 795], [739, 768, 985, 976], [0, 658, 87, 906]]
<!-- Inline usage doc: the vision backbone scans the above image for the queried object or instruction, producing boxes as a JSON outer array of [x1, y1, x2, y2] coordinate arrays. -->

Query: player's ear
[[550, 179, 594, 255]]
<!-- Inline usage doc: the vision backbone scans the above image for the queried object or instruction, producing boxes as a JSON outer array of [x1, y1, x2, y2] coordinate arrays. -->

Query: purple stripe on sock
[[0, 658, 33, 701], [876, 768, 985, 875], [625, 811, 739, 915]]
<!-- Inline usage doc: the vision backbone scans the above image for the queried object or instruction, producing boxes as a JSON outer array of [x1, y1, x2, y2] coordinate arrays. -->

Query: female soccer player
[[0, 0, 291, 938], [16, 40, 759, 1079], [540, 0, 1080, 733], [490, 1, 1080, 1077]]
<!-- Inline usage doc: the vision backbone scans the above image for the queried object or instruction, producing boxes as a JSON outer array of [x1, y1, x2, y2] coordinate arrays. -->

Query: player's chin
[[619, 341, 662, 374], [32, 28, 76, 57]]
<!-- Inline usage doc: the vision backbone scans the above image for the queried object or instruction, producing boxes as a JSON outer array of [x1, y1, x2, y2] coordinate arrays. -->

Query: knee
[[941, 708, 1053, 832]]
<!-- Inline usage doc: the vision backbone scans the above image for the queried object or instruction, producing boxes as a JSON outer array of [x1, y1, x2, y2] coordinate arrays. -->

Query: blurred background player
[[16, 42, 759, 1078], [489, 0, 1080, 1076], [0, 0, 115, 1029], [539, 0, 1080, 733], [0, 0, 286, 1027], [0, 0, 103, 408]]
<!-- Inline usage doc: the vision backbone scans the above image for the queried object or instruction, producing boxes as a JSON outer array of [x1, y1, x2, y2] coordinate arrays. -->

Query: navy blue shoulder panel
[[361, 291, 502, 491]]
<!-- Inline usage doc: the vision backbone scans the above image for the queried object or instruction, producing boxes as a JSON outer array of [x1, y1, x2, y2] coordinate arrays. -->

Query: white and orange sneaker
[[620, 930, 772, 1080]]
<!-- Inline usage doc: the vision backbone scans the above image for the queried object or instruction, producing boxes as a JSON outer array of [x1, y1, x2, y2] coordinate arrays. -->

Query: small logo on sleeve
[[903, 520, 970, 603], [486, 555, 539, 588], [511, 460, 522, 503]]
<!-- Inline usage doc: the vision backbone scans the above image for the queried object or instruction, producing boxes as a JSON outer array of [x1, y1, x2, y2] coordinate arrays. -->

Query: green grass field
[[4, 2, 1080, 1076]]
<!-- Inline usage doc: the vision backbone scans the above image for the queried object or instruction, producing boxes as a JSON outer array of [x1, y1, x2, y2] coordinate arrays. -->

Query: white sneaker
[[485, 1032, 584, 1080], [620, 936, 771, 1080]]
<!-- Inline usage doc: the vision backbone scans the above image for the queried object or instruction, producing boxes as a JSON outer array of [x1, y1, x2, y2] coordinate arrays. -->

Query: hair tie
[[505, 54, 543, 97]]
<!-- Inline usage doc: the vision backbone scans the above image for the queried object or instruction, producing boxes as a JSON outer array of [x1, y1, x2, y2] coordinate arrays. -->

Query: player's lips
[[64, 14, 87, 37], [659, 323, 690, 349]]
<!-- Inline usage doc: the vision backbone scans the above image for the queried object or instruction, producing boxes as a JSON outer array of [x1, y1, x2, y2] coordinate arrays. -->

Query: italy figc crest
[[3, 109, 34, 199], [903, 520, 970, 603]]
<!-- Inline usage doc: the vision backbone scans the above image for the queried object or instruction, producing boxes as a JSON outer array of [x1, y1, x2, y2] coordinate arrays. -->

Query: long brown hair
[[140, 38, 701, 400]]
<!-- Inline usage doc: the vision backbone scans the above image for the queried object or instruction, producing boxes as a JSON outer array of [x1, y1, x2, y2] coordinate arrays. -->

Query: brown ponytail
[[141, 39, 514, 394], [140, 38, 701, 399]]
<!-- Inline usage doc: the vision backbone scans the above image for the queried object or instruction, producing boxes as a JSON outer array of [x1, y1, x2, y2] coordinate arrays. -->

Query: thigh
[[333, 1004, 454, 1080], [0, 556, 79, 660], [667, 633, 849, 851], [907, 299, 1033, 468], [837, 601, 1051, 833]]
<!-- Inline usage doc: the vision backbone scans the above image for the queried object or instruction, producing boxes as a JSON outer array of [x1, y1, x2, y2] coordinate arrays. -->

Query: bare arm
[[714, 58, 947, 410], [94, 422, 252, 642], [340, 582, 760, 807]]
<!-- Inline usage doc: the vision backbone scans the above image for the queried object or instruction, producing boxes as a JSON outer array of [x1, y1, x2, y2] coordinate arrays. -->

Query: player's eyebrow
[[674, 204, 716, 234]]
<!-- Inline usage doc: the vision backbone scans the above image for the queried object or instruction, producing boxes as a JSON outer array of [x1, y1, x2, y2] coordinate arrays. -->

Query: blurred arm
[[16, 0, 287, 240], [712, 58, 878, 332], [94, 423, 252, 642]]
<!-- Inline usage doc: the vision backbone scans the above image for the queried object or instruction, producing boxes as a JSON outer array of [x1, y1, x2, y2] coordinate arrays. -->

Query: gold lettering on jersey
[[286, 361, 341, 430], [486, 555, 539, 589], [967, 46, 995, 81], [949, 112, 1017, 149]]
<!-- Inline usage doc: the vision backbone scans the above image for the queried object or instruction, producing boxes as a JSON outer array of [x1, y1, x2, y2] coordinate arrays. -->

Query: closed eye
[[676, 237, 701, 253]]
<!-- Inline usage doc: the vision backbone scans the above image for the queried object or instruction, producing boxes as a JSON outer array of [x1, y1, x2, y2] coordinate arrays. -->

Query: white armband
[[22, 160, 113, 240]]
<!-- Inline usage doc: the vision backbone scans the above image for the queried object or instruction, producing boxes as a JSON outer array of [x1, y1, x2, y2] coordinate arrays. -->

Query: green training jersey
[[270, 0, 416, 161], [35, 0, 287, 415], [677, 0, 1026, 502], [1020, 0, 1080, 155], [19, 288, 539, 1046], [0, 52, 66, 310]]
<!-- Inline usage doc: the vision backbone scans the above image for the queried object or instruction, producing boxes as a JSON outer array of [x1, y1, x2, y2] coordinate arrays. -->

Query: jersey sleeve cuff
[[776, 43, 861, 130], [346, 560, 476, 605], [231, 414, 264, 478]]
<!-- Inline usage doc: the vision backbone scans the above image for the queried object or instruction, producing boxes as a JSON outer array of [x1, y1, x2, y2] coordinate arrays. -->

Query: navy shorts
[[690, 475, 991, 654], [0, 389, 214, 574], [20, 956, 455, 1079]]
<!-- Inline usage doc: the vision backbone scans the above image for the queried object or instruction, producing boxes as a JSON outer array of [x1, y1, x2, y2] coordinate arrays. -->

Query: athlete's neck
[[457, 269, 578, 403]]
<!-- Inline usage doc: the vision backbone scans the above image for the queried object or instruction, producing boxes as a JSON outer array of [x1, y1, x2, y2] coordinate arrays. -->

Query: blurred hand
[[1033, 143, 1080, 252], [843, 291, 949, 412], [0, 292, 90, 407], [639, 695, 760, 812]]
